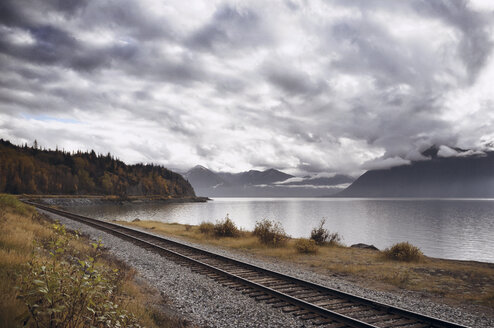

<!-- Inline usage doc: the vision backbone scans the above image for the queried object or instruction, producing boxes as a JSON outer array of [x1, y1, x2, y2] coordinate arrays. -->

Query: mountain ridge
[[338, 150, 494, 198], [184, 166, 353, 197]]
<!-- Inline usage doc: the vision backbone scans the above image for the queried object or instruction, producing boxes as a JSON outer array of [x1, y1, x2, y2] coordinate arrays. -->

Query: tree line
[[0, 139, 195, 197]]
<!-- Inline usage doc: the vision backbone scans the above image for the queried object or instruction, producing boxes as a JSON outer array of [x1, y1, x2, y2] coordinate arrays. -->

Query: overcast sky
[[1, 0, 494, 176]]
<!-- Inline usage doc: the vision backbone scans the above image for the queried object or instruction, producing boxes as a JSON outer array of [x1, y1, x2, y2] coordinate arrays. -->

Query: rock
[[351, 243, 379, 251]]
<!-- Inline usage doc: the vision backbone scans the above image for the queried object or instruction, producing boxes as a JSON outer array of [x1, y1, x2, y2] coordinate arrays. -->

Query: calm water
[[66, 198, 494, 263]]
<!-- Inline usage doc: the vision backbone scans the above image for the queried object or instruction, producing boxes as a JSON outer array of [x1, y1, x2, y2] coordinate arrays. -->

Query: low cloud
[[361, 157, 411, 171], [437, 145, 459, 157]]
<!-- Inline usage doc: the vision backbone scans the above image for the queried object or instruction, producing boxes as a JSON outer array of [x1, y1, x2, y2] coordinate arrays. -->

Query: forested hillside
[[0, 139, 195, 197]]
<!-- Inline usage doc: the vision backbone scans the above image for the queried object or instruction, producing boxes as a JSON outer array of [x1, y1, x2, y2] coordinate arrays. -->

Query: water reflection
[[66, 198, 494, 263]]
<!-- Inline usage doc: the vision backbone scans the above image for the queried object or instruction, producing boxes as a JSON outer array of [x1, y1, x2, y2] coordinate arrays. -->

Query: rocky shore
[[27, 196, 208, 207]]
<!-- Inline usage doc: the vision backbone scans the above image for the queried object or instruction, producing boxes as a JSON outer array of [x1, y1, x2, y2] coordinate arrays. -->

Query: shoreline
[[117, 219, 494, 317], [19, 194, 209, 206], [32, 196, 493, 264]]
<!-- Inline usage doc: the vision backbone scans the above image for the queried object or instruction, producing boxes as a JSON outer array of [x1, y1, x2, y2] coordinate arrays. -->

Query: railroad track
[[27, 201, 469, 328]]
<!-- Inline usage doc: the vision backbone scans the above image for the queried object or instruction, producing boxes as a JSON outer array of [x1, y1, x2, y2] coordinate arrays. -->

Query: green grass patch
[[0, 194, 34, 217]]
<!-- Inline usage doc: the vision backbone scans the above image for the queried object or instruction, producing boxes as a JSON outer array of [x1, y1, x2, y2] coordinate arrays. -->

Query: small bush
[[213, 214, 240, 238], [17, 223, 142, 328], [184, 224, 192, 232], [295, 239, 318, 254], [253, 219, 289, 247], [198, 222, 214, 235], [310, 219, 330, 245], [310, 219, 342, 246], [383, 242, 424, 262]]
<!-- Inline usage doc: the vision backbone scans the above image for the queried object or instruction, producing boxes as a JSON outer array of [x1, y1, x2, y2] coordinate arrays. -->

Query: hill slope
[[183, 165, 230, 188], [338, 151, 494, 198], [0, 139, 195, 197]]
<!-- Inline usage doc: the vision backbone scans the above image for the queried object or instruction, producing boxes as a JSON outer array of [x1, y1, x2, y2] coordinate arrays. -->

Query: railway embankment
[[5, 197, 494, 327], [0, 195, 194, 328], [118, 219, 494, 327]]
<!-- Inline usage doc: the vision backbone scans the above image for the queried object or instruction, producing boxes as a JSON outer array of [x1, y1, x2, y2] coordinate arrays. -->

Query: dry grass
[[0, 194, 193, 328], [295, 238, 318, 254], [121, 220, 494, 311]]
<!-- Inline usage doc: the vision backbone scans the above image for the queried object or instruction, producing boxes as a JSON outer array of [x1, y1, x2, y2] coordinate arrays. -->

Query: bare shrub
[[184, 224, 192, 232], [213, 214, 240, 238], [326, 232, 342, 246], [383, 242, 424, 262], [310, 219, 330, 245], [310, 219, 341, 246], [253, 219, 289, 247], [295, 239, 317, 254]]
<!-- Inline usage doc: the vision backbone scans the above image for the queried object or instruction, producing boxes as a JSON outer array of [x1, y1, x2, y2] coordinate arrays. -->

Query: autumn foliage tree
[[0, 139, 195, 197]]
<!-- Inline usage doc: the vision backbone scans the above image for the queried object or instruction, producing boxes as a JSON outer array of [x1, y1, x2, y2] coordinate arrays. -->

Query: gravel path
[[41, 209, 494, 328]]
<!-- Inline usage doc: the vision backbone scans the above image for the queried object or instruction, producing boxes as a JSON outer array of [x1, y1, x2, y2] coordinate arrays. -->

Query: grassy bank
[[120, 219, 494, 311], [0, 194, 192, 328]]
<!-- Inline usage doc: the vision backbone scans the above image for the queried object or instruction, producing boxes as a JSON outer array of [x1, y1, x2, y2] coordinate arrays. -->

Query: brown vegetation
[[253, 219, 289, 246], [198, 221, 215, 235], [212, 215, 241, 238], [382, 242, 424, 262], [0, 194, 192, 328], [310, 219, 342, 246], [295, 239, 318, 254], [121, 219, 494, 311]]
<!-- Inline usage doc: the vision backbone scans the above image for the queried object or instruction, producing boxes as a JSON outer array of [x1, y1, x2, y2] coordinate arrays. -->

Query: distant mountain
[[338, 150, 494, 198], [281, 175, 354, 186], [218, 168, 294, 186], [184, 166, 353, 197], [183, 165, 229, 188]]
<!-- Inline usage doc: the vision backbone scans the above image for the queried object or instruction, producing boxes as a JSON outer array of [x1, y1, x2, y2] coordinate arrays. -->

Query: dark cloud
[[0, 1, 25, 27], [81, 0, 175, 41], [187, 5, 271, 53], [330, 20, 426, 87], [264, 62, 328, 96], [0, 0, 493, 175], [414, 0, 492, 83]]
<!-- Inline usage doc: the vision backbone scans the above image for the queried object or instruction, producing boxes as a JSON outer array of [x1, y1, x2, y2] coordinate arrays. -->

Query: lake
[[65, 197, 494, 263]]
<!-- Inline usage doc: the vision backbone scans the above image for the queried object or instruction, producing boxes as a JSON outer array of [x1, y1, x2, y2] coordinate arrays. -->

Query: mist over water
[[67, 198, 494, 263]]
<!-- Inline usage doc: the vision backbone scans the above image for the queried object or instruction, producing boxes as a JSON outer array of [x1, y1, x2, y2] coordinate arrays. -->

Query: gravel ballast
[[41, 209, 493, 328], [40, 210, 305, 328]]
